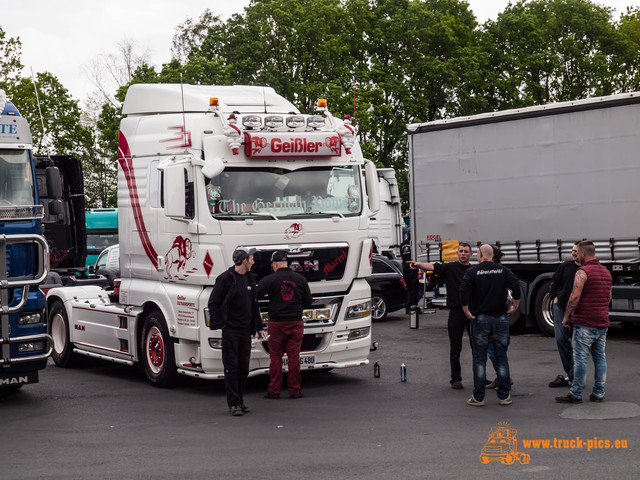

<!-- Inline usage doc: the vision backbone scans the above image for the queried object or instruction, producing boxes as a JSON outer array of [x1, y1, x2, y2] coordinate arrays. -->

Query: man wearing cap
[[257, 250, 312, 399], [208, 247, 266, 416]]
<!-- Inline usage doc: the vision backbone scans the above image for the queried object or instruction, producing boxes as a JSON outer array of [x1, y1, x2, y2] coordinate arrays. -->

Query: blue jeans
[[553, 303, 573, 380], [471, 314, 510, 401], [570, 324, 607, 400]]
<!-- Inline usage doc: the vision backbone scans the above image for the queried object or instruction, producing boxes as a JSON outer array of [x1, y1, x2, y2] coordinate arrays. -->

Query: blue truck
[[0, 89, 58, 389]]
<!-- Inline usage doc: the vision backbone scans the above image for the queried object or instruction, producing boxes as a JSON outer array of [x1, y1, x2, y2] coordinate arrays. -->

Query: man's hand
[[257, 330, 267, 339], [462, 305, 474, 321], [562, 316, 571, 329]]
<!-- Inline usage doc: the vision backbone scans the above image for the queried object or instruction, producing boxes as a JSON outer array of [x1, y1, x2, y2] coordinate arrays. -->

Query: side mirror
[[48, 199, 63, 215], [46, 166, 62, 200], [364, 160, 380, 215], [202, 135, 225, 178], [164, 165, 187, 217]]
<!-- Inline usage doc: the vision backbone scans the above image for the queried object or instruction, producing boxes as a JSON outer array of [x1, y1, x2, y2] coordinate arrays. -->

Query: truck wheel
[[534, 280, 554, 337], [503, 453, 515, 465], [371, 294, 388, 322], [479, 455, 490, 464], [140, 311, 177, 388], [48, 300, 77, 367]]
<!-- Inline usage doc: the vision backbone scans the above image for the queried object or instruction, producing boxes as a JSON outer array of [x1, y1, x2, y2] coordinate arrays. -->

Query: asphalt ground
[[1, 309, 639, 479]]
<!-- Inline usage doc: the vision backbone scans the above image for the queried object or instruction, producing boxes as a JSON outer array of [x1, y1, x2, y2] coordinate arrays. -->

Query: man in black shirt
[[409, 242, 472, 389], [548, 241, 580, 388], [209, 247, 265, 416], [460, 244, 520, 407], [258, 251, 313, 399]]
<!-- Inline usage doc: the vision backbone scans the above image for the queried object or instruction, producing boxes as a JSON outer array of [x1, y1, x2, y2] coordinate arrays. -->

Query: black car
[[366, 255, 408, 321]]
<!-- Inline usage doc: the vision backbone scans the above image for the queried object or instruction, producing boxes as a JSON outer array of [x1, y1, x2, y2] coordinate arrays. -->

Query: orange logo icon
[[480, 422, 531, 465]]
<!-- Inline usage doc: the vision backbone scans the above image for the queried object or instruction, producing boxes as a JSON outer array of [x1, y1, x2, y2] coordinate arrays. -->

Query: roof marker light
[[265, 115, 284, 128], [286, 116, 305, 128], [307, 115, 325, 129], [209, 97, 219, 107], [317, 99, 327, 111], [242, 115, 262, 129]]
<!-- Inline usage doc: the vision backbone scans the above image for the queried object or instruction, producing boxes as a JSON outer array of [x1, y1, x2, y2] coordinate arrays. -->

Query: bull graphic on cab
[[165, 235, 197, 280]]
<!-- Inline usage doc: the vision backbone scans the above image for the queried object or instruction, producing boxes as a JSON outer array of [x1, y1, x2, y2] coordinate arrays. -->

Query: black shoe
[[549, 375, 569, 388], [450, 381, 463, 390], [241, 404, 251, 413], [290, 392, 304, 399], [589, 394, 605, 403], [555, 393, 582, 404], [264, 393, 280, 399]]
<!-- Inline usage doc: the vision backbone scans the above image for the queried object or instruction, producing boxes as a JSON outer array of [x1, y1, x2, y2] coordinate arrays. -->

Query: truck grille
[[262, 333, 323, 353]]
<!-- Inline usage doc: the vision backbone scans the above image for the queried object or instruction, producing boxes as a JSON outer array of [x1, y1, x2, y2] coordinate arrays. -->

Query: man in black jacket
[[548, 241, 580, 388], [460, 244, 520, 407], [257, 250, 312, 399], [209, 247, 265, 416]]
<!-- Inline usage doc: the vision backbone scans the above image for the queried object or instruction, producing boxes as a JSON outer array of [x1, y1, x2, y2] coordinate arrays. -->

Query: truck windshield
[[0, 150, 35, 206], [206, 165, 362, 219]]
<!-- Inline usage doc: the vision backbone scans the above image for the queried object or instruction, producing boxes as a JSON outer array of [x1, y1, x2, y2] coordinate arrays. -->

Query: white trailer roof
[[122, 84, 299, 115], [407, 91, 640, 134]]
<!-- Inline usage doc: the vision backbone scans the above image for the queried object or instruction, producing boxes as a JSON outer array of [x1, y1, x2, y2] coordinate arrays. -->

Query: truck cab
[[0, 89, 53, 389]]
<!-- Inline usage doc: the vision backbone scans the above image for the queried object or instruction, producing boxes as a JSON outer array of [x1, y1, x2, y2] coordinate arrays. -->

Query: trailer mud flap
[[0, 371, 39, 387]]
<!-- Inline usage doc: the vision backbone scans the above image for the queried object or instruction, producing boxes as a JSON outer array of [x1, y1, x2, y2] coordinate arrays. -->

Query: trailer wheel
[[534, 280, 554, 337], [140, 311, 177, 388], [48, 300, 77, 367], [371, 294, 389, 322]]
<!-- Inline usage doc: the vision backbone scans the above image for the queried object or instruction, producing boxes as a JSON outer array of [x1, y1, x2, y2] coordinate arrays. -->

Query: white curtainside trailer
[[407, 92, 640, 335]]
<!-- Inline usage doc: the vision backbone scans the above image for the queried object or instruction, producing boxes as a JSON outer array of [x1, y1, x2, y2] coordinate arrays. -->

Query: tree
[[0, 26, 22, 87], [480, 0, 622, 108]]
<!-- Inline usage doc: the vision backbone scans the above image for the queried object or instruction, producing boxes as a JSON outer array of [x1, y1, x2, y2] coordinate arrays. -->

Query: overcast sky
[[3, 0, 639, 102]]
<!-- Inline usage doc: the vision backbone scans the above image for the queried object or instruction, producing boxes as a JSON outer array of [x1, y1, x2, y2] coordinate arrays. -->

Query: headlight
[[19, 341, 45, 352], [348, 326, 370, 341], [345, 300, 371, 320], [19, 312, 42, 325], [208, 338, 222, 350]]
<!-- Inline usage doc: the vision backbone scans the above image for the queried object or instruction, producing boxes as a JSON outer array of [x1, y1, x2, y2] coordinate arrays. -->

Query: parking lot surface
[[1, 309, 639, 479]]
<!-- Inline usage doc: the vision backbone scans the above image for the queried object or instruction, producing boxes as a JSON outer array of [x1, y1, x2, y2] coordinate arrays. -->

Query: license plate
[[282, 355, 316, 369]]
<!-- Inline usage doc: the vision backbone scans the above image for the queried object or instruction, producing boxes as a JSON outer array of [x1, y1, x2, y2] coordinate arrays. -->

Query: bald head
[[478, 244, 494, 262]]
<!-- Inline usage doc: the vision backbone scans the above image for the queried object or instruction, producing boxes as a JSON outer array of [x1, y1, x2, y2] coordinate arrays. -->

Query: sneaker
[[230, 405, 244, 416], [467, 395, 485, 407], [450, 381, 463, 390], [486, 378, 498, 389], [264, 393, 280, 399], [290, 392, 304, 399], [589, 394, 605, 403], [241, 404, 251, 413], [555, 393, 582, 404], [499, 395, 512, 406], [549, 375, 570, 388]]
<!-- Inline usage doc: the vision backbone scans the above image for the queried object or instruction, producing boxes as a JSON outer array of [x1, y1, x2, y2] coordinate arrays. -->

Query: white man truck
[[369, 168, 402, 259], [407, 92, 640, 336], [46, 84, 379, 386]]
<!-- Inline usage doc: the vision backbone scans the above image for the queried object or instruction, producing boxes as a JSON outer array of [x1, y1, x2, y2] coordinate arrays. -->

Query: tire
[[48, 300, 77, 367], [140, 311, 177, 388], [97, 268, 118, 288], [503, 453, 515, 465], [479, 455, 490, 464], [534, 280, 555, 337], [371, 294, 389, 322]]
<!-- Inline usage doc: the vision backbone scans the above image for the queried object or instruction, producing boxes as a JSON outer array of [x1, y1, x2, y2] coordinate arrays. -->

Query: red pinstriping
[[118, 131, 159, 270]]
